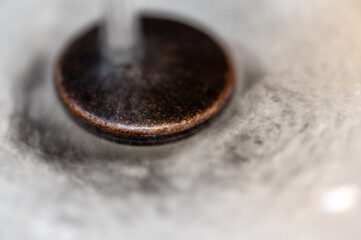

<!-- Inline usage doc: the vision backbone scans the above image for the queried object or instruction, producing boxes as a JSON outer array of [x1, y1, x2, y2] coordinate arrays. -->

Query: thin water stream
[[102, 0, 142, 65]]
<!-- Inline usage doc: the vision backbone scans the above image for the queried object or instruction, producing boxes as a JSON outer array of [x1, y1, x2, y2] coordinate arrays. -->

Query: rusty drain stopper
[[54, 16, 234, 145]]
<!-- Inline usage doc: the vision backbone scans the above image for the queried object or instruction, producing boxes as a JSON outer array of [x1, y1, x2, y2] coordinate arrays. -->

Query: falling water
[[102, 0, 143, 65]]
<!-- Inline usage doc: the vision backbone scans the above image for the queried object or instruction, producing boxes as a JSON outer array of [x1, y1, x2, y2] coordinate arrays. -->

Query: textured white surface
[[1, 0, 361, 239]]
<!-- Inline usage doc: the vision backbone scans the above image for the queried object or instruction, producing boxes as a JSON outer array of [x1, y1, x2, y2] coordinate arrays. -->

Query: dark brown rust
[[54, 16, 234, 145]]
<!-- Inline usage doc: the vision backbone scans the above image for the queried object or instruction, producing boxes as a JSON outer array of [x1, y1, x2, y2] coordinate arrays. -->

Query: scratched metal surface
[[1, 0, 361, 239]]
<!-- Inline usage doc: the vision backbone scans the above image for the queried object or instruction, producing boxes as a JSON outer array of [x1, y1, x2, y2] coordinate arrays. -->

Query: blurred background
[[1, 0, 361, 239]]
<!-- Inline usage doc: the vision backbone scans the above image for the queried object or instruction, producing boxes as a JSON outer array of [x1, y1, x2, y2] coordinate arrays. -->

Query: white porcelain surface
[[1, 0, 361, 239]]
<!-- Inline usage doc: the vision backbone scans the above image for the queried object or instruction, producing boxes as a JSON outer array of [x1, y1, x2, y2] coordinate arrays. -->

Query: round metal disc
[[54, 16, 234, 145]]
